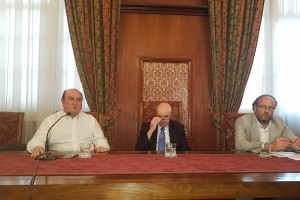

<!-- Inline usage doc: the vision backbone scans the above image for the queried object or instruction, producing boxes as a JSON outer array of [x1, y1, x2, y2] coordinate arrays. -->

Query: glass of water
[[259, 142, 272, 158], [165, 143, 177, 158], [79, 143, 91, 158]]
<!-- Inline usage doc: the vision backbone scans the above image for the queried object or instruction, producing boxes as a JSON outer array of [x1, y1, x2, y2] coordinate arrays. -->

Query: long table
[[0, 151, 300, 200]]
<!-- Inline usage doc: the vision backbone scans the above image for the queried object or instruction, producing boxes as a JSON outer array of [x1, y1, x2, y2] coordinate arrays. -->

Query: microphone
[[35, 112, 71, 160]]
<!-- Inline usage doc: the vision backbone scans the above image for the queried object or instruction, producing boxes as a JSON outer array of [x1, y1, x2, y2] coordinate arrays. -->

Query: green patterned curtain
[[65, 0, 121, 143], [208, 0, 264, 129]]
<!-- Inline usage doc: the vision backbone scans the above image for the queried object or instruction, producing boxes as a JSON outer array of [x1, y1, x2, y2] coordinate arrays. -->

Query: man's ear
[[253, 105, 257, 112]]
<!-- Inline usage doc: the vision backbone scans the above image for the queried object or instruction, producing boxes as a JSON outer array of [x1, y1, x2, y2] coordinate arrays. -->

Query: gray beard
[[258, 118, 271, 126]]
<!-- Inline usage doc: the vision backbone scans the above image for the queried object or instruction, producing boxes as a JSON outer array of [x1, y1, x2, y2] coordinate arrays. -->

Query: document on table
[[271, 152, 300, 160]]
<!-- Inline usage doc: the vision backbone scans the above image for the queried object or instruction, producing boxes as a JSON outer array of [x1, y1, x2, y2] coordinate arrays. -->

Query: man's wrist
[[147, 130, 154, 140], [261, 142, 265, 149]]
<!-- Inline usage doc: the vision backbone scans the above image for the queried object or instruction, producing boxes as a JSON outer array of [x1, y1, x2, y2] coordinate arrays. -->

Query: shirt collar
[[256, 117, 271, 130]]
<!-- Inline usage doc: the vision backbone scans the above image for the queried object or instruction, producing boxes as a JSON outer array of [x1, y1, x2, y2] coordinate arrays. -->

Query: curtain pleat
[[65, 0, 121, 144], [209, 0, 264, 129]]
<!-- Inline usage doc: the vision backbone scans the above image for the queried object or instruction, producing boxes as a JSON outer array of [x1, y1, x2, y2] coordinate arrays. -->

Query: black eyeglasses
[[157, 114, 171, 120], [257, 105, 276, 111]]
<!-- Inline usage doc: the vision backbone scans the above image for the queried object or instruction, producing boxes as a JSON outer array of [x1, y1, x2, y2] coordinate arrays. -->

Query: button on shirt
[[26, 111, 110, 153], [156, 126, 170, 151]]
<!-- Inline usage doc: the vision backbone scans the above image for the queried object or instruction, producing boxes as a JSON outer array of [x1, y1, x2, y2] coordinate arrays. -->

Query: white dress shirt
[[257, 119, 271, 149], [257, 121, 271, 143], [27, 111, 110, 153]]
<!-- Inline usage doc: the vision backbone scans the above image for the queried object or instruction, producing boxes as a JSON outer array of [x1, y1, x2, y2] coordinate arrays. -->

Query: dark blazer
[[135, 120, 191, 151]]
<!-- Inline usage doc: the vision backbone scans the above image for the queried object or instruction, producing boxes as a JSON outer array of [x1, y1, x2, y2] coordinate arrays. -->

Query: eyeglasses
[[157, 114, 171, 120], [257, 105, 276, 111]]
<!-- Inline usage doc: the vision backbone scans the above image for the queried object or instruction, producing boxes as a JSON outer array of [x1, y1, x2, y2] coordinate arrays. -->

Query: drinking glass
[[165, 143, 177, 158]]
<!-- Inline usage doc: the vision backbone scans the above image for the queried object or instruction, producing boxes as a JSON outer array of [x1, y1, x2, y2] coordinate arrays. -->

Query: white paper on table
[[288, 153, 300, 160], [271, 152, 296, 158]]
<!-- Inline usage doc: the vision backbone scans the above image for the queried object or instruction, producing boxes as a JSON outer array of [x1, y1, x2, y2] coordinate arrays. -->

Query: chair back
[[222, 113, 246, 151], [0, 112, 24, 148], [139, 101, 183, 130]]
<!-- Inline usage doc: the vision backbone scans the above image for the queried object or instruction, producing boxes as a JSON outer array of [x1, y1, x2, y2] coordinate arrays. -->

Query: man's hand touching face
[[150, 117, 162, 132]]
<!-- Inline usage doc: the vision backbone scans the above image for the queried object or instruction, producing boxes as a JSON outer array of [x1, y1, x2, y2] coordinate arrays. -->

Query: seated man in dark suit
[[135, 102, 190, 151]]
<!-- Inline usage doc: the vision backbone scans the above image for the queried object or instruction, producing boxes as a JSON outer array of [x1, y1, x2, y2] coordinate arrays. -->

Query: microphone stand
[[35, 112, 71, 160]]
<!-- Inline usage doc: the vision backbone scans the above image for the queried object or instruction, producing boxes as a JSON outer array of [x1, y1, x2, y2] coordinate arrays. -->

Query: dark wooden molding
[[121, 4, 208, 16]]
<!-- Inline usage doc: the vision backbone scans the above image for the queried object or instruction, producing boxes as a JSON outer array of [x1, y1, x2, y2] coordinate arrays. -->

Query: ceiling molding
[[121, 4, 208, 16]]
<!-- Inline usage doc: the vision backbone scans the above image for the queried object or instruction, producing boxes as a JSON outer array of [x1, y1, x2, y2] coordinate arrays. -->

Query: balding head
[[156, 102, 171, 115], [61, 88, 83, 117], [61, 88, 83, 100], [156, 102, 172, 127], [252, 94, 277, 126]]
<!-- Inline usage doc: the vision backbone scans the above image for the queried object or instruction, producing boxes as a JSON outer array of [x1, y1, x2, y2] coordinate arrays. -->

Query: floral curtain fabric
[[65, 0, 121, 142], [208, 0, 264, 129]]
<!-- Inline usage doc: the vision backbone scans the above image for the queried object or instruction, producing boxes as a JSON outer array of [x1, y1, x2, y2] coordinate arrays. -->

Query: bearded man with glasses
[[235, 94, 300, 152]]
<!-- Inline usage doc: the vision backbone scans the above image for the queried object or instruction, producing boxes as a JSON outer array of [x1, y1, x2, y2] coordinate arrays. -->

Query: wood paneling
[[113, 2, 218, 150]]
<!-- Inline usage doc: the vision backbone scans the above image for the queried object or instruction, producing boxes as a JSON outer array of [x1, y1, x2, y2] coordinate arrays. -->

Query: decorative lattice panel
[[142, 61, 190, 136]]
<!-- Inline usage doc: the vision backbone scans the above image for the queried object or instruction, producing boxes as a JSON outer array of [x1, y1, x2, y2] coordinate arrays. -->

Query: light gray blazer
[[235, 113, 296, 152]]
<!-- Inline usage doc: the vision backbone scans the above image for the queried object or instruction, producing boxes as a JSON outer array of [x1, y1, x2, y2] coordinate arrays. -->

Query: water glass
[[79, 143, 91, 158], [259, 143, 272, 158], [165, 143, 177, 158]]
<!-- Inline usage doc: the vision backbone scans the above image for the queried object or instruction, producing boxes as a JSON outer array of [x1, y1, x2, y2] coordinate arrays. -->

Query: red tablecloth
[[0, 153, 299, 176]]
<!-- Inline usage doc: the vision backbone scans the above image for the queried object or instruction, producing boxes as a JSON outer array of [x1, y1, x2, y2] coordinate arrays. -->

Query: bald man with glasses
[[135, 102, 191, 152], [235, 94, 300, 153]]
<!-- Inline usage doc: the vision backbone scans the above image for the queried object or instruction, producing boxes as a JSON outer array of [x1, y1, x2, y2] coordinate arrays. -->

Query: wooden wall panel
[[112, 10, 218, 150]]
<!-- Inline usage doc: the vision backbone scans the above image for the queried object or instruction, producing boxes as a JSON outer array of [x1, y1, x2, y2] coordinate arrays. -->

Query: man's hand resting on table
[[271, 137, 300, 151], [271, 137, 291, 151], [95, 146, 109, 153], [290, 137, 300, 151], [31, 146, 45, 158]]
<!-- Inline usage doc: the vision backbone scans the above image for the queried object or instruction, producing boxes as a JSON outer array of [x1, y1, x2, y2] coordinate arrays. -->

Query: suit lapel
[[250, 114, 261, 141], [168, 121, 176, 143], [150, 127, 158, 150], [269, 119, 278, 141]]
